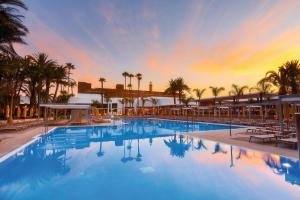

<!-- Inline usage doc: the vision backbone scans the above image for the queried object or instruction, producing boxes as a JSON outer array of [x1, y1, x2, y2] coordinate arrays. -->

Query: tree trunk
[[101, 82, 104, 105], [45, 80, 51, 103], [137, 81, 140, 108], [7, 94, 14, 125], [53, 82, 60, 101], [30, 85, 36, 107], [124, 78, 127, 91], [173, 95, 176, 105]]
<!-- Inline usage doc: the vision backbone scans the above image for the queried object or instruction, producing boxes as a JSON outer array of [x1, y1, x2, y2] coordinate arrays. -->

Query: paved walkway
[[0, 121, 122, 158], [0, 126, 54, 158]]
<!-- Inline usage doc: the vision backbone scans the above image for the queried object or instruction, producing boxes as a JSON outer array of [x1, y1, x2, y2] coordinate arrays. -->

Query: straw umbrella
[[23, 105, 28, 119], [5, 105, 10, 119], [17, 106, 21, 119]]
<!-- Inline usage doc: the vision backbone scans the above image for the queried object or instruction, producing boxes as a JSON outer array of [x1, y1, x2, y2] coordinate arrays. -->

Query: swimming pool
[[0, 118, 299, 200]]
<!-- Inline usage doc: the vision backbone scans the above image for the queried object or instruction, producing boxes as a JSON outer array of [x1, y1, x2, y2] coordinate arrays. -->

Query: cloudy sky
[[16, 0, 300, 97]]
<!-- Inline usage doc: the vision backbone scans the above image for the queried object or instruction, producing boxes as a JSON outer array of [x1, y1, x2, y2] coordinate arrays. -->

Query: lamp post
[[295, 113, 300, 160], [229, 106, 232, 136]]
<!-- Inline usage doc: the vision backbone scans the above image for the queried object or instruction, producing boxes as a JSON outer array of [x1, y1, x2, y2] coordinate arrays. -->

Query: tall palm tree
[[193, 88, 206, 106], [127, 83, 133, 106], [99, 77, 106, 105], [122, 71, 129, 91], [136, 73, 142, 107], [53, 65, 67, 101], [209, 86, 225, 104], [128, 73, 134, 87], [30, 53, 57, 104], [229, 84, 248, 103], [0, 0, 28, 55], [65, 62, 75, 93], [165, 79, 178, 104], [127, 83, 132, 91], [69, 80, 76, 95]]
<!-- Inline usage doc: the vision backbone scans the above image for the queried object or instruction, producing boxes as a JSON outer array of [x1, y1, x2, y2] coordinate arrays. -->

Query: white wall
[[69, 93, 197, 110], [69, 93, 102, 104]]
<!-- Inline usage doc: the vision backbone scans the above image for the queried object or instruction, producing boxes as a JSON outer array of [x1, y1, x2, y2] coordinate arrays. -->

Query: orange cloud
[[140, 0, 300, 94]]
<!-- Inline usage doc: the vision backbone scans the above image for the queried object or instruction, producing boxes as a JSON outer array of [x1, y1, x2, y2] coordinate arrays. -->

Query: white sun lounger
[[249, 134, 276, 143]]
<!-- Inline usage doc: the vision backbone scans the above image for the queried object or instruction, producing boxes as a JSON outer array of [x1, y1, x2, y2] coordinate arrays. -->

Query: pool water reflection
[[0, 118, 299, 200]]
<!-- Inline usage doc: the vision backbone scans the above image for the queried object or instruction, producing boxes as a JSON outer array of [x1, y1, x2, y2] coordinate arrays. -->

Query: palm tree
[[127, 83, 132, 91], [180, 96, 193, 107], [229, 84, 248, 103], [122, 71, 129, 91], [69, 80, 77, 95], [262, 60, 300, 95], [118, 98, 128, 114], [128, 74, 134, 104], [136, 73, 142, 107], [0, 0, 28, 55], [165, 79, 178, 104], [150, 97, 158, 107], [99, 77, 106, 105], [0, 55, 26, 124], [141, 97, 148, 107], [128, 73, 134, 87], [65, 63, 75, 93], [263, 66, 289, 95], [284, 60, 300, 94], [32, 53, 57, 103], [55, 91, 74, 103], [175, 77, 190, 101], [127, 83, 133, 106], [22, 53, 59, 104], [53, 65, 67, 101], [249, 79, 274, 103], [193, 88, 206, 106], [250, 79, 274, 94], [91, 100, 100, 107], [209, 86, 225, 104], [165, 77, 190, 105]]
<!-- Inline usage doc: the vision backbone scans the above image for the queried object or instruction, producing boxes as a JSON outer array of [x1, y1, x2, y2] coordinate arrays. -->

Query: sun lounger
[[276, 137, 298, 149], [249, 134, 276, 143], [0, 125, 26, 132], [92, 118, 111, 123]]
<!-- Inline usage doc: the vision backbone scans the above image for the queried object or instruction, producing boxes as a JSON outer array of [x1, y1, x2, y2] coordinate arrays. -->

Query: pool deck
[[186, 128, 299, 159], [0, 121, 117, 158], [0, 122, 299, 160], [0, 126, 54, 158]]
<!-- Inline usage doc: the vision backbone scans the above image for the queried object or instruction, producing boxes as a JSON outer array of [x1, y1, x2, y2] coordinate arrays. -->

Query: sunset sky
[[16, 0, 300, 97]]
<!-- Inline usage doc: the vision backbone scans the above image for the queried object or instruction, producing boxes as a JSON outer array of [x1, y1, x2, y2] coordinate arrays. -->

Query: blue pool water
[[0, 118, 299, 200]]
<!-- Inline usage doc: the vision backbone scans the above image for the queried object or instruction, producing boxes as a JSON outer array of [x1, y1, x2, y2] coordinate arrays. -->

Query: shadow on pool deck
[[186, 128, 299, 159]]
